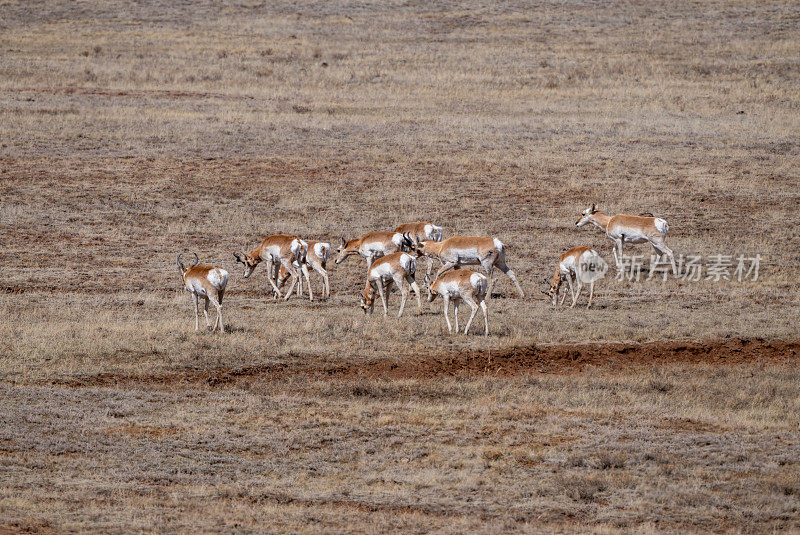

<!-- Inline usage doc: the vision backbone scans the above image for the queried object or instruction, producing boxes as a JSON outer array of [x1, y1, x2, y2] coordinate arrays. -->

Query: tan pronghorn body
[[177, 253, 229, 332], [335, 231, 412, 267], [274, 240, 332, 298], [413, 236, 525, 298], [576, 204, 676, 275], [426, 269, 489, 336], [545, 246, 605, 309], [234, 234, 313, 301], [394, 221, 443, 243], [359, 252, 422, 317]]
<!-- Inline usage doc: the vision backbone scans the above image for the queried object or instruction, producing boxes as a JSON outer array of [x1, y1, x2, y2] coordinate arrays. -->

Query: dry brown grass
[[1, 0, 800, 531]]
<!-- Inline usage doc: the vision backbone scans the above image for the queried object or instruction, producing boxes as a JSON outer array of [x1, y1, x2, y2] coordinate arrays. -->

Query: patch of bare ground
[[46, 338, 800, 388]]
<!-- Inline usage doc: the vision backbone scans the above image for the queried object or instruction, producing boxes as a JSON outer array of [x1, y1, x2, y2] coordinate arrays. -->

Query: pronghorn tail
[[654, 218, 669, 235]]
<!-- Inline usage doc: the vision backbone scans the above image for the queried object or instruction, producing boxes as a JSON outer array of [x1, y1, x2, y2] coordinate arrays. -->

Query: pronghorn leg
[[462, 295, 479, 335], [281, 259, 299, 300], [377, 281, 388, 317], [587, 281, 594, 310], [435, 262, 457, 281], [443, 295, 453, 332], [192, 293, 200, 331], [496, 259, 525, 298], [571, 281, 583, 308], [267, 263, 283, 300], [301, 263, 314, 301], [315, 263, 330, 298], [482, 260, 496, 298], [453, 299, 460, 333], [410, 280, 422, 314], [564, 274, 575, 307], [203, 297, 211, 328], [394, 277, 408, 318], [480, 300, 489, 336], [559, 288, 568, 306], [658, 242, 677, 276]]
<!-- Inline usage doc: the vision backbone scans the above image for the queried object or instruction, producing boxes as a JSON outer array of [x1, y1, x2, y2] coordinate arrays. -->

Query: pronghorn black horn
[[192, 253, 199, 266], [177, 253, 184, 271]]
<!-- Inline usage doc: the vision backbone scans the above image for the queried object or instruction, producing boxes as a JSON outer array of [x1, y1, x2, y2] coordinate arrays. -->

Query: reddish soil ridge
[[50, 338, 799, 388]]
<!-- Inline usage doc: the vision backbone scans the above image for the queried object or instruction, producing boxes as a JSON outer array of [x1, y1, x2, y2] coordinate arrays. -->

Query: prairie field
[[1, 0, 799, 532]]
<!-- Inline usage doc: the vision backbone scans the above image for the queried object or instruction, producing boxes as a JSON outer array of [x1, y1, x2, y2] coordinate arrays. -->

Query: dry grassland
[[1, 0, 799, 531]]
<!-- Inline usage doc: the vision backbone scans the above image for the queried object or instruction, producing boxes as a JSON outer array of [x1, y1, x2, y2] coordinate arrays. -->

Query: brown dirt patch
[[51, 338, 799, 388]]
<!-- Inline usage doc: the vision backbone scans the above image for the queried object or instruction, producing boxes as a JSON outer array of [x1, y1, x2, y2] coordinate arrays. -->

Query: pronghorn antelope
[[177, 253, 229, 332], [273, 240, 332, 298], [233, 234, 313, 301], [335, 231, 413, 267], [359, 252, 422, 317], [394, 221, 443, 243], [426, 270, 489, 336], [575, 204, 677, 275], [544, 246, 606, 309], [411, 236, 525, 298]]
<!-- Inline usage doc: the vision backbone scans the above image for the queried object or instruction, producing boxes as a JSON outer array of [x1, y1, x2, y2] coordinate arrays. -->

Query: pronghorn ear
[[340, 236, 347, 248], [590, 203, 597, 213]]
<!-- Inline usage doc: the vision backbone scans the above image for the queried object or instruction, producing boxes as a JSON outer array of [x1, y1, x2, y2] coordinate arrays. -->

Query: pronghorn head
[[424, 274, 438, 302], [177, 252, 199, 275], [575, 204, 599, 227], [543, 274, 562, 306], [407, 236, 428, 258], [400, 232, 415, 252], [233, 251, 260, 278], [359, 287, 376, 314], [335, 236, 358, 265]]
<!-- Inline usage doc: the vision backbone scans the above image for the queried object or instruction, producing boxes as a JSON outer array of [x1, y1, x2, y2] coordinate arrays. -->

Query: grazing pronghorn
[[411, 236, 525, 298], [544, 246, 606, 309], [425, 270, 489, 336], [575, 204, 677, 275], [394, 221, 443, 243], [335, 231, 413, 267], [177, 253, 229, 332], [359, 252, 422, 317], [233, 234, 313, 301], [273, 240, 332, 298]]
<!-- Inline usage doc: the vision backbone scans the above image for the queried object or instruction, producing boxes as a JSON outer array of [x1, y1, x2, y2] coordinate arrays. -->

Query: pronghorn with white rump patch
[[177, 253, 229, 332], [233, 234, 313, 301], [273, 240, 332, 298], [411, 236, 525, 298], [544, 246, 606, 309], [394, 221, 443, 243], [335, 231, 413, 267], [359, 251, 422, 317], [425, 270, 489, 336], [575, 204, 677, 275]]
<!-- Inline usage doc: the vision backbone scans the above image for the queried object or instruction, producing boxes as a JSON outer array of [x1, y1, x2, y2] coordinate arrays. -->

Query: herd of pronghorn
[[177, 205, 677, 336]]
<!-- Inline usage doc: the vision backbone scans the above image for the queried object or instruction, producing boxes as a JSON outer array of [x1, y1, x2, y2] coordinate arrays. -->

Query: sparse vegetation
[[1, 0, 799, 531]]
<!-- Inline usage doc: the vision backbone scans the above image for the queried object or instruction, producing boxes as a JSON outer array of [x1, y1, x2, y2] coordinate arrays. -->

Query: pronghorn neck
[[422, 241, 443, 257], [551, 268, 563, 290], [590, 211, 612, 231], [249, 245, 264, 264]]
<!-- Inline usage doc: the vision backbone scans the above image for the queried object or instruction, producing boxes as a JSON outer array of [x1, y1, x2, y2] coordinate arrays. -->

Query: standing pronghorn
[[273, 240, 332, 298], [411, 236, 525, 298], [359, 252, 422, 317], [394, 221, 443, 243], [426, 270, 489, 336], [575, 204, 677, 275], [233, 234, 313, 301], [177, 253, 229, 332], [335, 231, 413, 267], [544, 246, 606, 309]]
